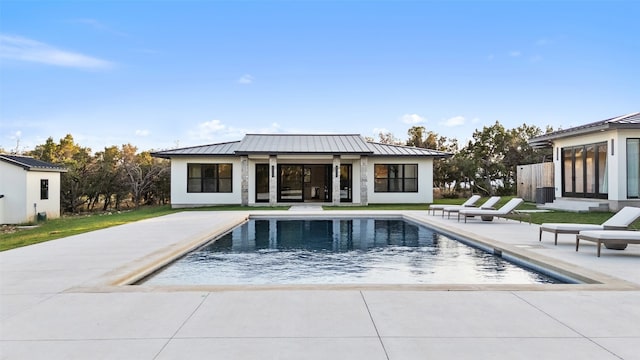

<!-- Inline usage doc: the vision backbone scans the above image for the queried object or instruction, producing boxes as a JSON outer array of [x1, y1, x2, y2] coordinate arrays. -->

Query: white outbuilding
[[152, 134, 450, 208], [0, 154, 67, 224]]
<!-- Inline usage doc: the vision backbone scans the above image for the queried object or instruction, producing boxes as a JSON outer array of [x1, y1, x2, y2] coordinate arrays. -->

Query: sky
[[1, 0, 638, 154]]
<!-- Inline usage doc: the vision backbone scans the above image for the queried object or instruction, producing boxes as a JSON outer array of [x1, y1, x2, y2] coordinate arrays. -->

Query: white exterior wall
[[170, 156, 242, 207], [0, 161, 27, 224], [552, 129, 640, 202], [170, 155, 435, 206], [367, 157, 434, 204], [26, 171, 61, 222], [0, 162, 62, 224]]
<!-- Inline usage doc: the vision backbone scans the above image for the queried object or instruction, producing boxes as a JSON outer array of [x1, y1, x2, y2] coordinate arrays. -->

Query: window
[[374, 164, 418, 192], [255, 164, 269, 202], [628, 139, 640, 198], [187, 164, 233, 193], [40, 179, 49, 200]]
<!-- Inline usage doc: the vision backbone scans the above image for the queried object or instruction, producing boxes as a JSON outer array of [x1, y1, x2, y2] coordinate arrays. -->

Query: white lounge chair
[[539, 206, 640, 245], [428, 195, 481, 216], [576, 230, 640, 257], [442, 196, 501, 219], [458, 198, 525, 223]]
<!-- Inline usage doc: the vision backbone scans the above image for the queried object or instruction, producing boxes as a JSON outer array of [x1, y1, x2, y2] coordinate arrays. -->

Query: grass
[[0, 204, 287, 252], [2, 198, 636, 252]]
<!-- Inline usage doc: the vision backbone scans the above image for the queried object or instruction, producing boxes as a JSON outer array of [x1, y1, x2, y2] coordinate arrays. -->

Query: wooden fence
[[517, 162, 554, 202]]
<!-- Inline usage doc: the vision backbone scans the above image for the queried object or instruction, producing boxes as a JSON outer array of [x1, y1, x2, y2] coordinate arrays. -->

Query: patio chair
[[457, 198, 525, 223], [428, 195, 481, 216], [539, 206, 640, 245], [442, 196, 501, 219], [576, 230, 640, 257]]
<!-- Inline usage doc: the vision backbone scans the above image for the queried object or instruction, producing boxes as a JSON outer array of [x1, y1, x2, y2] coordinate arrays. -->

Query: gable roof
[[152, 134, 451, 158], [0, 154, 67, 172], [529, 112, 640, 148]]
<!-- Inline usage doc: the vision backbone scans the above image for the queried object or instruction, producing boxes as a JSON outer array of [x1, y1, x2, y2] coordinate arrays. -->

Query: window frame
[[187, 163, 233, 193], [40, 179, 49, 200], [373, 164, 418, 193], [627, 138, 640, 199]]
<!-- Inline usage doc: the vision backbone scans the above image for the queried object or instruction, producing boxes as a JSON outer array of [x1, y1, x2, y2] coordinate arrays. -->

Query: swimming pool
[[142, 218, 565, 285]]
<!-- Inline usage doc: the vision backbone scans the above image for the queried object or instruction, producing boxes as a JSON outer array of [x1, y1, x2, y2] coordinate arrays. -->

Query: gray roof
[[0, 154, 67, 172], [152, 141, 240, 158], [152, 134, 451, 158], [529, 112, 640, 148], [235, 134, 372, 155], [366, 141, 450, 157]]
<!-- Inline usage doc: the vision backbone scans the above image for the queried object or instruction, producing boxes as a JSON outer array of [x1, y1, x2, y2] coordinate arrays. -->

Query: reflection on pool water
[[142, 218, 563, 285]]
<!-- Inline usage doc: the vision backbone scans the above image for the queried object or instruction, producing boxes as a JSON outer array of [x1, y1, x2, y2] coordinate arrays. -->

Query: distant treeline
[[4, 121, 552, 213]]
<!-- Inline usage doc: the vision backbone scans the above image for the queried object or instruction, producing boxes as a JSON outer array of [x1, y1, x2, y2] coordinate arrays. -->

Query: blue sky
[[1, 0, 638, 153]]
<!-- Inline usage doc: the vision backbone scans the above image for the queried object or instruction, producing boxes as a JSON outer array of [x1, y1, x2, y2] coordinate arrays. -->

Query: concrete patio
[[1, 210, 639, 359]]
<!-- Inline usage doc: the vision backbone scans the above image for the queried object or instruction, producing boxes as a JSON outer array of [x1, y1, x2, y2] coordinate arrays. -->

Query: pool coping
[[67, 211, 640, 293]]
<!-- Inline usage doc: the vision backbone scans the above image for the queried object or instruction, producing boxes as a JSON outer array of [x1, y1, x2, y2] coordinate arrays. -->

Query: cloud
[[535, 38, 551, 46], [189, 119, 280, 143], [440, 116, 466, 127], [73, 18, 128, 37], [237, 74, 254, 84], [135, 129, 149, 137], [530, 54, 543, 63], [401, 114, 426, 125], [509, 50, 522, 57], [0, 34, 114, 69]]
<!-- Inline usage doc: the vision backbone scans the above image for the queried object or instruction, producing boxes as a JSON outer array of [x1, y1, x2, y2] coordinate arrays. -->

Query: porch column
[[332, 155, 341, 205], [240, 156, 249, 206], [269, 155, 277, 206], [360, 155, 368, 205]]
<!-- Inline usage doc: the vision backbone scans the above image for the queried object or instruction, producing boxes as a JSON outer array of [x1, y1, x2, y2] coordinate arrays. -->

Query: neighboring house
[[152, 134, 450, 207], [0, 154, 67, 224], [529, 112, 640, 211]]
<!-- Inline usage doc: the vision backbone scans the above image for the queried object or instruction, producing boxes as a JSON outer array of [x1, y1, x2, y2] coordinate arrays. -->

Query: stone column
[[332, 155, 341, 205], [360, 156, 368, 205], [269, 155, 277, 206], [240, 156, 249, 206]]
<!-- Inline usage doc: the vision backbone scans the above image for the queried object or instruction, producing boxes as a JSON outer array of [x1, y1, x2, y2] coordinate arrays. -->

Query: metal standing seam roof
[[234, 134, 373, 154], [0, 154, 67, 172], [151, 134, 452, 158], [151, 141, 241, 158], [529, 112, 640, 147], [366, 142, 451, 157]]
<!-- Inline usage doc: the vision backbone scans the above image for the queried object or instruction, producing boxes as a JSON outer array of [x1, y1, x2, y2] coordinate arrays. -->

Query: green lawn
[[2, 199, 636, 252], [0, 205, 286, 252]]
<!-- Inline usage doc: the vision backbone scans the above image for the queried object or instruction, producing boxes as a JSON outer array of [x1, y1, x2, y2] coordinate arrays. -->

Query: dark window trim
[[255, 163, 269, 203], [627, 138, 640, 199], [40, 179, 49, 200], [187, 163, 233, 193], [561, 142, 607, 199], [373, 164, 419, 193]]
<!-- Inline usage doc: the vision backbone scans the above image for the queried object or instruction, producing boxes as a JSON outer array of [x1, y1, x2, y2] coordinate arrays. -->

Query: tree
[[120, 144, 168, 208], [30, 134, 94, 212], [375, 131, 403, 145]]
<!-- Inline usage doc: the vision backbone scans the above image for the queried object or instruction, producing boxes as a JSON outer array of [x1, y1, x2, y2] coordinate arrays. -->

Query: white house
[[529, 112, 640, 211], [0, 154, 67, 224], [152, 134, 450, 207]]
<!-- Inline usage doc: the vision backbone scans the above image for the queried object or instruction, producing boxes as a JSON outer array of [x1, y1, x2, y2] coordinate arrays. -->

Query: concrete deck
[[1, 210, 639, 359]]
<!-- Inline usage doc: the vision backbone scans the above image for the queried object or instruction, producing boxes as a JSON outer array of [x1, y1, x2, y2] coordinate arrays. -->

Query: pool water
[[142, 218, 562, 285]]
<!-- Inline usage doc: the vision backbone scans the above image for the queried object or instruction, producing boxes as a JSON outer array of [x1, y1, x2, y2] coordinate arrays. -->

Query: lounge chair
[[457, 198, 525, 223], [539, 206, 640, 245], [442, 196, 501, 219], [428, 195, 481, 216], [576, 230, 640, 257]]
